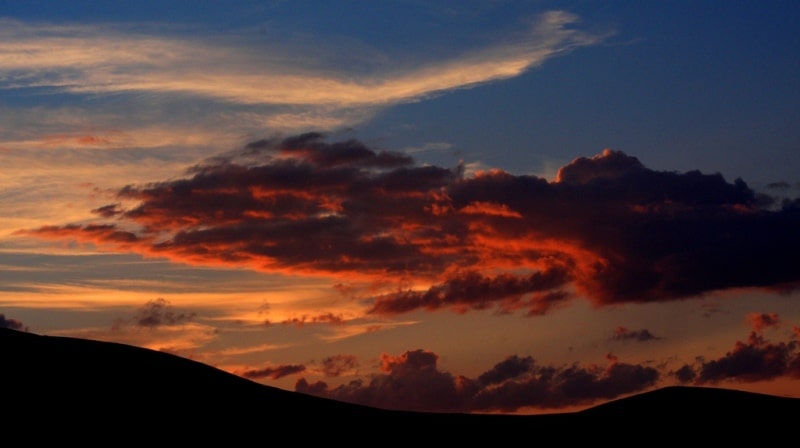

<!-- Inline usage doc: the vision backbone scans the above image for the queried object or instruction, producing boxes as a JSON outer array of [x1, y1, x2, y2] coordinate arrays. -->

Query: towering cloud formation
[[22, 134, 800, 316]]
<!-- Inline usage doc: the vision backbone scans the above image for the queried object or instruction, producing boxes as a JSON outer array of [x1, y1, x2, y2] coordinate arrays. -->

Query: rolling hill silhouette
[[3, 327, 797, 443]]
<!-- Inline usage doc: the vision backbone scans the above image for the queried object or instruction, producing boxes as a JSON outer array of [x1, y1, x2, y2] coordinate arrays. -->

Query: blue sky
[[2, 1, 799, 414]]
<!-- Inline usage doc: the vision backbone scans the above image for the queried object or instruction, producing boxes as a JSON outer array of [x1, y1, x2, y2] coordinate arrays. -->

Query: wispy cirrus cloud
[[20, 133, 800, 318], [0, 12, 604, 108]]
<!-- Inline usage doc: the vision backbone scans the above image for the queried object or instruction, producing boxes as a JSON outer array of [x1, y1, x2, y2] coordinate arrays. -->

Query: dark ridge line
[[3, 327, 798, 442]]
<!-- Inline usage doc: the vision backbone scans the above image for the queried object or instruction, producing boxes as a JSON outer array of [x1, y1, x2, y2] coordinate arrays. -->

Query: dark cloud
[[745, 312, 780, 331], [295, 348, 659, 413], [321, 354, 359, 377], [611, 326, 661, 342], [241, 363, 306, 380], [675, 330, 800, 384], [132, 298, 196, 328], [766, 181, 791, 190], [243, 133, 414, 169], [91, 204, 123, 218], [368, 269, 571, 316], [297, 349, 467, 412], [672, 364, 697, 383], [477, 355, 535, 385], [0, 314, 28, 332], [20, 135, 800, 316], [280, 312, 345, 327]]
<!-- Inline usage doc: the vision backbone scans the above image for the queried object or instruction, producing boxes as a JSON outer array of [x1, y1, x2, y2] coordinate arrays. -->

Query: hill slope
[[3, 328, 798, 442]]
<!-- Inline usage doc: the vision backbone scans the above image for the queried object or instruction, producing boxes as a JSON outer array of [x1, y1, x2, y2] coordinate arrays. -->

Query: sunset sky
[[2, 0, 800, 414]]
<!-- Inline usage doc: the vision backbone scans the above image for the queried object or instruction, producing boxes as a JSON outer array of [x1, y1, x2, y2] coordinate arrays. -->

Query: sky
[[2, 0, 800, 414]]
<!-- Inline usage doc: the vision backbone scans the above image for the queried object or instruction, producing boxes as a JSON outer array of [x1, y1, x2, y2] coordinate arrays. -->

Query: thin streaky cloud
[[0, 12, 606, 107]]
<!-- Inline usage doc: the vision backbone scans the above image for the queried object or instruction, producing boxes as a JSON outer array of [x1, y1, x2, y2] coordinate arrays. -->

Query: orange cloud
[[459, 201, 522, 218], [20, 134, 800, 318]]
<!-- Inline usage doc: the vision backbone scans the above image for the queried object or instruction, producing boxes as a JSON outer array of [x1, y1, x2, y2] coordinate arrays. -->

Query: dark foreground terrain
[[3, 327, 798, 443]]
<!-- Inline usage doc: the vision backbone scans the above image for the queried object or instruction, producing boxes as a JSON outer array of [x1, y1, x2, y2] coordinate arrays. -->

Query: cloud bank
[[674, 330, 800, 385], [21, 133, 800, 317], [295, 322, 800, 413], [295, 348, 658, 413]]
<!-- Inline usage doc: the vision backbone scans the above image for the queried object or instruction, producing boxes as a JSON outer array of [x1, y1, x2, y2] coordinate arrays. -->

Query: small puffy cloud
[[321, 354, 359, 377], [673, 364, 697, 384], [0, 314, 28, 332], [611, 326, 661, 342], [132, 298, 197, 328], [745, 312, 780, 332]]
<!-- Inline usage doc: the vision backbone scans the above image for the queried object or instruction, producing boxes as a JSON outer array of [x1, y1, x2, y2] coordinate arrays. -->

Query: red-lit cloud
[[295, 348, 659, 413], [20, 134, 800, 316], [746, 312, 781, 332]]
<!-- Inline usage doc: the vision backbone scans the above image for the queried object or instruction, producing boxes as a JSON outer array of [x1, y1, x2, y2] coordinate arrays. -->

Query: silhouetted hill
[[3, 328, 797, 443]]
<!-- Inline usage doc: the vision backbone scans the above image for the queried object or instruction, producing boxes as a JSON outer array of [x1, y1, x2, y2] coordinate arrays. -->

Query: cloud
[[296, 323, 800, 413], [0, 12, 603, 108], [20, 136, 800, 317], [675, 330, 800, 384], [0, 314, 29, 331], [746, 312, 781, 332], [611, 326, 661, 342], [274, 312, 346, 327], [132, 298, 197, 328], [111, 298, 197, 330], [321, 354, 359, 377], [477, 355, 535, 385], [295, 348, 659, 413], [240, 363, 306, 380], [368, 270, 571, 316]]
